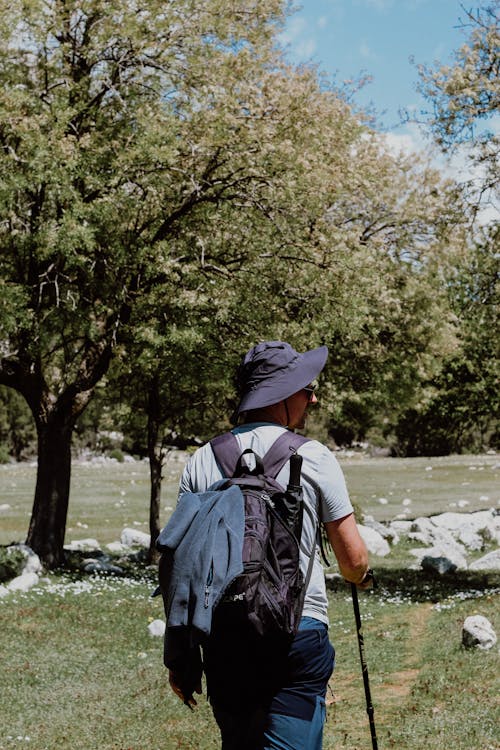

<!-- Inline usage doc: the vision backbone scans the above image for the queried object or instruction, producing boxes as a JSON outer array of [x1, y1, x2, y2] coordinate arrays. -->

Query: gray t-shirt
[[178, 423, 354, 625]]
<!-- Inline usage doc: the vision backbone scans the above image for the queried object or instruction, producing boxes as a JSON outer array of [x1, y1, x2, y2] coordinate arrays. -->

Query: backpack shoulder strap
[[210, 432, 241, 478], [210, 429, 310, 481], [262, 431, 310, 479]]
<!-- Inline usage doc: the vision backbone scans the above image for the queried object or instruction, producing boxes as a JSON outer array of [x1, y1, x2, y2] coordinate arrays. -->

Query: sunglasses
[[303, 384, 317, 403]]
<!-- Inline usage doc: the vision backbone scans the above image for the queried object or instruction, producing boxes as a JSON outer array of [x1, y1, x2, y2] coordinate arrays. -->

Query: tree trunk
[[147, 375, 163, 564], [26, 406, 75, 569]]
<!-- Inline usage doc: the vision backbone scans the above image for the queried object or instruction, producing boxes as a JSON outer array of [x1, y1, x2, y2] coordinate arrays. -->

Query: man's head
[[234, 341, 328, 428]]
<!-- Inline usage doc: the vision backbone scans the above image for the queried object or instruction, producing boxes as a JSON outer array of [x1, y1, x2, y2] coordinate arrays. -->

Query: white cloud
[[279, 16, 317, 59], [383, 122, 430, 156], [279, 16, 308, 46], [383, 123, 499, 225]]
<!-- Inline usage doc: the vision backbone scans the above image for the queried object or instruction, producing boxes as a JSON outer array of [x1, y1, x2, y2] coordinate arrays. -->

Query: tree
[[0, 0, 302, 566], [399, 2, 500, 456], [416, 2, 500, 212], [0, 0, 468, 567]]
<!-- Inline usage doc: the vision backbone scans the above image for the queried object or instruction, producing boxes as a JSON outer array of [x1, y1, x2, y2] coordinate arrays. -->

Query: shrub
[[0, 547, 25, 582], [108, 448, 124, 462]]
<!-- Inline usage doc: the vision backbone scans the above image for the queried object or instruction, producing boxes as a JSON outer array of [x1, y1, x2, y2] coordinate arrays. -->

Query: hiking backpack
[[154, 430, 321, 705], [208, 430, 315, 639]]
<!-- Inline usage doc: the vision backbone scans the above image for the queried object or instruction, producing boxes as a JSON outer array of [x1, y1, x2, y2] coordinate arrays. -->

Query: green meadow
[[0, 454, 499, 750]]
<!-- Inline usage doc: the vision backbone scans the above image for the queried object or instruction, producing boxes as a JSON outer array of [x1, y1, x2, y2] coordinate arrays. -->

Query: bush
[[0, 547, 25, 582], [0, 445, 10, 463], [108, 448, 124, 462]]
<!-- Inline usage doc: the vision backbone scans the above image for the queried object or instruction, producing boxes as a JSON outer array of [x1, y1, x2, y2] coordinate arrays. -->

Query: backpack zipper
[[204, 560, 214, 608]]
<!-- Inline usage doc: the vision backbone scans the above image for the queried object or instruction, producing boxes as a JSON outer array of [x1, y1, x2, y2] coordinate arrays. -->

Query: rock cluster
[[361, 508, 500, 573]]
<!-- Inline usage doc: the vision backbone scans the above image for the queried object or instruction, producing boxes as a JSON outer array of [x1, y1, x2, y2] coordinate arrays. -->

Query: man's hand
[[168, 670, 202, 708], [357, 568, 376, 590]]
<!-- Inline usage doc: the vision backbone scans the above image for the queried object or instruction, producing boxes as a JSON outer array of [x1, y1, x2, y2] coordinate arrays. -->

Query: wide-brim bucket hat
[[235, 340, 328, 415]]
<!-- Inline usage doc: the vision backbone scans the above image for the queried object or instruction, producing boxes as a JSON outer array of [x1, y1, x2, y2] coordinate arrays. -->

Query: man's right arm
[[324, 513, 369, 585]]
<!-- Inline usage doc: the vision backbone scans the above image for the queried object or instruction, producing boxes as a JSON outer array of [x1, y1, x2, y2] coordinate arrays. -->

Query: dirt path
[[379, 601, 433, 701]]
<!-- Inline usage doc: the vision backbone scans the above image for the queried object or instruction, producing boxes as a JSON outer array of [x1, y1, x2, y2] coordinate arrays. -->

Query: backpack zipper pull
[[204, 561, 214, 608]]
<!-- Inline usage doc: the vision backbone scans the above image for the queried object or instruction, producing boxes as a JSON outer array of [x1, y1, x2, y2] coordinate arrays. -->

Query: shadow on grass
[[327, 567, 500, 603]]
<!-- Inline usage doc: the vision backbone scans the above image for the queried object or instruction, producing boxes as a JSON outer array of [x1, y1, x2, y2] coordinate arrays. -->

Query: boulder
[[65, 538, 101, 552], [363, 515, 399, 544], [389, 520, 413, 535], [357, 525, 391, 557], [469, 549, 500, 571], [409, 544, 468, 570], [106, 541, 130, 554], [148, 619, 166, 637], [421, 556, 457, 575], [7, 572, 39, 592], [121, 528, 151, 547], [13, 544, 43, 576], [83, 559, 124, 576], [431, 509, 499, 549], [462, 615, 497, 650]]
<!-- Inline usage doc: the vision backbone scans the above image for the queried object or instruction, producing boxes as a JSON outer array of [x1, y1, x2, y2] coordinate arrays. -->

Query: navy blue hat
[[235, 341, 328, 415]]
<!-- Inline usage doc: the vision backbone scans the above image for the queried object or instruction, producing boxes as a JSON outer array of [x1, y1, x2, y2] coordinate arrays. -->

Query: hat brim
[[237, 345, 328, 414]]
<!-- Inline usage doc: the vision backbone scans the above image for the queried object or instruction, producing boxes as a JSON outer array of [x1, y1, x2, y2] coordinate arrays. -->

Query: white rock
[[362, 515, 399, 544], [106, 541, 130, 554], [65, 538, 101, 551], [409, 517, 472, 556], [0, 584, 10, 598], [469, 550, 500, 571], [22, 554, 42, 575], [431, 509, 499, 548], [148, 619, 166, 637], [357, 525, 391, 557], [8, 544, 43, 576], [389, 520, 413, 534], [456, 528, 483, 551], [0, 503, 11, 511], [462, 615, 497, 650], [121, 528, 151, 547], [7, 572, 39, 592]]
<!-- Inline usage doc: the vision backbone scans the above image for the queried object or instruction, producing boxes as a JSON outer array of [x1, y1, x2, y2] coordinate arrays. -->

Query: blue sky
[[280, 0, 469, 134]]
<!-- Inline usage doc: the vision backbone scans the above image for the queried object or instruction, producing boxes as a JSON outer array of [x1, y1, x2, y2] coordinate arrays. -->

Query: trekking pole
[[351, 581, 378, 750]]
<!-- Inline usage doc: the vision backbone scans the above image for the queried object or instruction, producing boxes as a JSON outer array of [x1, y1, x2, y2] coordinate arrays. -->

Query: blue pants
[[209, 617, 335, 750]]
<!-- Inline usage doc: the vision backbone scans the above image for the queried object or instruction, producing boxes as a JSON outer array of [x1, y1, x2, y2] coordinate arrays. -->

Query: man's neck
[[242, 405, 286, 426]]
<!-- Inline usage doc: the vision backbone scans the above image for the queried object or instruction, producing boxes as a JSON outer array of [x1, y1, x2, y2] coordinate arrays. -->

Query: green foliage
[[107, 448, 124, 463], [416, 3, 499, 209], [0, 0, 482, 565], [0, 547, 25, 582], [394, 223, 499, 456], [0, 386, 36, 460]]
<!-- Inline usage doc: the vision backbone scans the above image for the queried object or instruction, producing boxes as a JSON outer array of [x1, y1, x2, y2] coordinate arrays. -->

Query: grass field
[[0, 451, 498, 546], [0, 454, 499, 749]]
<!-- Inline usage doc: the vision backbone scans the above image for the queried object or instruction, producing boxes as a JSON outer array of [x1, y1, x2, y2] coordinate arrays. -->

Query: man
[[170, 341, 370, 749]]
